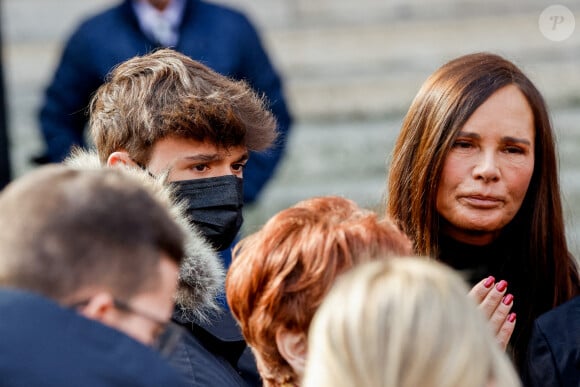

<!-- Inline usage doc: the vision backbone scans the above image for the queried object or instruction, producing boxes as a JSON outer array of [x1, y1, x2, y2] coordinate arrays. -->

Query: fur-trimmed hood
[[64, 149, 225, 323]]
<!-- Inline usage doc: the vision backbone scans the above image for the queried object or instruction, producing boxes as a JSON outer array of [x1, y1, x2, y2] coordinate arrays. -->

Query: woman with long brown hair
[[386, 52, 580, 373]]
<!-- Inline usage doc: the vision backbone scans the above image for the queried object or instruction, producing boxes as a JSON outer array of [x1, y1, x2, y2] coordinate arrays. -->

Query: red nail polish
[[502, 294, 513, 305], [507, 313, 516, 323], [496, 280, 508, 292], [484, 276, 495, 288]]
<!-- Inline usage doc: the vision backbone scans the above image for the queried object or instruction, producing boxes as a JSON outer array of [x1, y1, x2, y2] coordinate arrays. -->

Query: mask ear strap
[[144, 168, 156, 179], [135, 163, 171, 182]]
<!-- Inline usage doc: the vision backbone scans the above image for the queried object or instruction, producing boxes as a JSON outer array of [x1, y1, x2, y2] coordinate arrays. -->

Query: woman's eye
[[504, 146, 525, 154], [232, 163, 246, 171], [452, 140, 473, 149]]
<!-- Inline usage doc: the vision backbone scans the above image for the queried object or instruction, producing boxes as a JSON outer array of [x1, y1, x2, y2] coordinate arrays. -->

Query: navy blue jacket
[[169, 308, 260, 386], [524, 296, 580, 387], [39, 0, 292, 204], [0, 288, 188, 387]]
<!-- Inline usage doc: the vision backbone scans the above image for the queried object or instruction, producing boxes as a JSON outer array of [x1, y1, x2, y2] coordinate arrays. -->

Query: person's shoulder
[[71, 2, 129, 36], [194, 0, 254, 26], [533, 295, 580, 347], [0, 287, 70, 325], [528, 296, 580, 387], [536, 295, 580, 327], [63, 2, 139, 60], [0, 289, 188, 387], [168, 326, 249, 387]]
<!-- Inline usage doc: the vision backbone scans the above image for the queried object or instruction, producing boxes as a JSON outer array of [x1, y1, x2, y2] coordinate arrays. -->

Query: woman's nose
[[472, 152, 500, 182]]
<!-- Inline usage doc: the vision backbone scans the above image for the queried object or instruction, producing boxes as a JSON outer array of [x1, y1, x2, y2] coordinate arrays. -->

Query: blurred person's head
[[226, 196, 412, 386], [303, 257, 522, 387], [0, 165, 185, 346], [89, 48, 277, 250]]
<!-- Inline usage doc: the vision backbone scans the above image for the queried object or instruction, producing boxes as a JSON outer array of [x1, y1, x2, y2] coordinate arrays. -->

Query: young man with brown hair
[[77, 48, 278, 386]]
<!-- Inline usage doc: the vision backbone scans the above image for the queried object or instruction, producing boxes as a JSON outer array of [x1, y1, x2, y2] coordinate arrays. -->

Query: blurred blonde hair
[[303, 257, 521, 387]]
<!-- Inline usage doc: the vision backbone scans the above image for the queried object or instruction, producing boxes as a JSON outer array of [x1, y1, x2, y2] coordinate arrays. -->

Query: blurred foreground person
[[226, 196, 412, 386], [0, 165, 189, 386], [303, 257, 522, 387]]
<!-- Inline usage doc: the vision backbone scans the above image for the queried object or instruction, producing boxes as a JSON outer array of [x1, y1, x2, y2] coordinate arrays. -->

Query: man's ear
[[107, 151, 138, 168], [76, 292, 115, 322], [275, 329, 308, 378]]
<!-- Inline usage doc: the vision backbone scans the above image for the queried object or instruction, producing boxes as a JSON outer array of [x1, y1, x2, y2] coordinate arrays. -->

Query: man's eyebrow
[[236, 152, 250, 163], [183, 154, 221, 162]]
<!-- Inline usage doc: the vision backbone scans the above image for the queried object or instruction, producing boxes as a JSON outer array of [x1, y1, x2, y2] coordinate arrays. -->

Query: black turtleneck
[[437, 232, 533, 374], [437, 233, 516, 288]]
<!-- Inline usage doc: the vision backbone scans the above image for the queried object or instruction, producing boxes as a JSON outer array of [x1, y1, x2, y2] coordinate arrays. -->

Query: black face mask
[[171, 175, 244, 251]]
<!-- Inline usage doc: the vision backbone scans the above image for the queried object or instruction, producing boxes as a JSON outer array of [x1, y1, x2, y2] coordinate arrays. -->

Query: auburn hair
[[226, 196, 412, 386]]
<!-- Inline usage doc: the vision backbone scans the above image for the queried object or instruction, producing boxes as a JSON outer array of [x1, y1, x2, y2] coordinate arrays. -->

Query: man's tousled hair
[[90, 48, 277, 165]]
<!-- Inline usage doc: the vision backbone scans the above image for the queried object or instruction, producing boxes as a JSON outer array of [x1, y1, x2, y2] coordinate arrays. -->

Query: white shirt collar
[[132, 0, 186, 47]]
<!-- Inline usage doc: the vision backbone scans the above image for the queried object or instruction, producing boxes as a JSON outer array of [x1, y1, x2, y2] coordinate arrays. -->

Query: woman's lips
[[460, 195, 504, 208]]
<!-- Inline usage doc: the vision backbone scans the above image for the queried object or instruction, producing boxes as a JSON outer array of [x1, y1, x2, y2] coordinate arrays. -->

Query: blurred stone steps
[[3, 1, 580, 259], [4, 1, 579, 123], [267, 10, 580, 119]]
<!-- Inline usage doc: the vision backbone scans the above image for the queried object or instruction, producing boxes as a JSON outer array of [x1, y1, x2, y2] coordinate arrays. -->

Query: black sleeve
[[524, 319, 562, 387]]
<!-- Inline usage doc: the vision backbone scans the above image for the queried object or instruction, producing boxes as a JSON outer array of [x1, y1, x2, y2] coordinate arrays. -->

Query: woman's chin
[[441, 220, 504, 245]]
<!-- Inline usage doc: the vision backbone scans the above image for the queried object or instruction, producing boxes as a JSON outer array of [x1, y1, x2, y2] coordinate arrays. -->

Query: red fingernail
[[507, 313, 516, 323], [502, 294, 513, 305], [484, 276, 495, 288], [496, 280, 508, 292]]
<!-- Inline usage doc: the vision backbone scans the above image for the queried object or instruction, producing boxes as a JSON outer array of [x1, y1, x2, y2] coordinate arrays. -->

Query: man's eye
[[192, 164, 208, 172], [232, 163, 246, 171]]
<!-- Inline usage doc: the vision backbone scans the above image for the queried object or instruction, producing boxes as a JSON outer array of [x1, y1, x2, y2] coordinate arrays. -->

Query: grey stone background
[[2, 0, 580, 255]]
